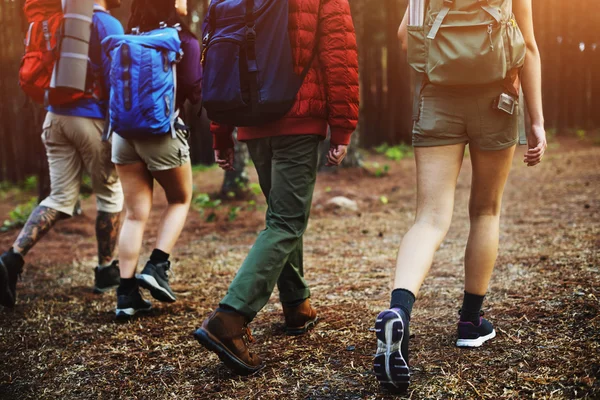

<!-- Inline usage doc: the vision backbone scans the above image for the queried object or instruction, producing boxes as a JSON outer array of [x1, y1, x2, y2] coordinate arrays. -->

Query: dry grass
[[0, 138, 598, 399]]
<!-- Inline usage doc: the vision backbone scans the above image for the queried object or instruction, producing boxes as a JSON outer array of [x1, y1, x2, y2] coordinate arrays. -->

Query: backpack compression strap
[[427, 0, 502, 40]]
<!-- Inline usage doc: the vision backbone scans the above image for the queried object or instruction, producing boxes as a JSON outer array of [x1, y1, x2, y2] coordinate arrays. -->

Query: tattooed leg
[[96, 211, 121, 266], [12, 206, 65, 256]]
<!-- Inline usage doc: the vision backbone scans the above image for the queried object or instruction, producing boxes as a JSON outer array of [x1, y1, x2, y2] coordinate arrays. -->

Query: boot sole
[[93, 284, 119, 294], [115, 305, 152, 321], [137, 274, 176, 303], [373, 309, 410, 393], [456, 329, 496, 348], [286, 317, 319, 336], [194, 328, 264, 376], [0, 257, 15, 308]]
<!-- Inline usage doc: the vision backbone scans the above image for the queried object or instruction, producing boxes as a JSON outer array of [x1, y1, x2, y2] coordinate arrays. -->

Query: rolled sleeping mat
[[51, 0, 94, 91]]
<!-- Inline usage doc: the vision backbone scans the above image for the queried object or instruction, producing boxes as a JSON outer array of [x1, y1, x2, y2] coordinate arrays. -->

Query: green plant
[[193, 193, 222, 222], [576, 129, 586, 139], [192, 164, 218, 173], [374, 143, 413, 161], [248, 182, 262, 196], [228, 206, 242, 221], [373, 163, 390, 178], [2, 197, 37, 231]]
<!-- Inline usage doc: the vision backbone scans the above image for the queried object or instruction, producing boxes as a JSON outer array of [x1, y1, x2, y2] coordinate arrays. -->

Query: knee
[[469, 201, 502, 218], [166, 188, 192, 206], [414, 215, 452, 237], [125, 204, 151, 222]]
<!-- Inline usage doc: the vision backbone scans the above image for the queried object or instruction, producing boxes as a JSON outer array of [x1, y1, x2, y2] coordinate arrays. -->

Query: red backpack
[[19, 0, 99, 106]]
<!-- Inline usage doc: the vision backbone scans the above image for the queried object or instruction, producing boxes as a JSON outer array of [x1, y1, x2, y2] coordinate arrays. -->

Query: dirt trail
[[0, 138, 598, 399]]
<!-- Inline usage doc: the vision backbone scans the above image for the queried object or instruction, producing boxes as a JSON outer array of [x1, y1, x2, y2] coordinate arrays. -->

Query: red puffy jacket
[[211, 0, 359, 150]]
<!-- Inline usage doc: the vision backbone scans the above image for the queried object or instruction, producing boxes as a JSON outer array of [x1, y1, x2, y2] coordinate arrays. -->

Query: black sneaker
[[136, 261, 176, 303], [115, 288, 152, 320], [93, 260, 120, 293], [373, 308, 410, 393], [0, 249, 24, 308], [456, 315, 496, 348]]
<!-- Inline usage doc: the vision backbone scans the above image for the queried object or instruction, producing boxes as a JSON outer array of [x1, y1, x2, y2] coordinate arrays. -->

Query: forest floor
[[0, 135, 598, 400]]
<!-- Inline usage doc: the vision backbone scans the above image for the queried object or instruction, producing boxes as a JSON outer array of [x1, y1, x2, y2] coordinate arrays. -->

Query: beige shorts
[[111, 122, 191, 171], [413, 83, 518, 151], [40, 112, 124, 216]]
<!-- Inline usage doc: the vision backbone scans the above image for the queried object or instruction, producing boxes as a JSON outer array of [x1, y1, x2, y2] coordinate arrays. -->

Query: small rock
[[326, 196, 358, 212], [346, 345, 355, 351]]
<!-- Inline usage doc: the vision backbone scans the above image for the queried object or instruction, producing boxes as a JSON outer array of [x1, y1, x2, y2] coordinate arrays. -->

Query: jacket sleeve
[[177, 33, 202, 106], [210, 122, 235, 150], [318, 0, 359, 146]]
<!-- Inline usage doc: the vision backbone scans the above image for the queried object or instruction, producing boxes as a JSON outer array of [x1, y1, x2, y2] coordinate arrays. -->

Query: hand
[[326, 144, 348, 167], [524, 124, 547, 167], [215, 147, 235, 171]]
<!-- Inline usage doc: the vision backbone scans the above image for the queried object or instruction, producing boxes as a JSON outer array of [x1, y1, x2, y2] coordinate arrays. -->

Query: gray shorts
[[111, 122, 191, 171], [40, 112, 123, 216]]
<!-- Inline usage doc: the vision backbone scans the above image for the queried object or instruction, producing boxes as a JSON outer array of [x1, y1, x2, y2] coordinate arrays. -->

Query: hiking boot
[[282, 298, 318, 336], [0, 249, 24, 308], [373, 308, 410, 393], [93, 260, 120, 293], [456, 315, 496, 348], [115, 288, 152, 320], [137, 260, 176, 303], [194, 310, 264, 376]]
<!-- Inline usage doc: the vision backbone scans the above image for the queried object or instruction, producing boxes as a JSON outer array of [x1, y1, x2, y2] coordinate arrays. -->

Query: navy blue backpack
[[201, 0, 317, 127], [102, 25, 182, 139]]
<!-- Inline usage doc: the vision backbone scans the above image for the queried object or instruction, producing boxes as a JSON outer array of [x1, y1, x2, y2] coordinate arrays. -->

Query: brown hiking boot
[[194, 310, 264, 375], [282, 299, 318, 336]]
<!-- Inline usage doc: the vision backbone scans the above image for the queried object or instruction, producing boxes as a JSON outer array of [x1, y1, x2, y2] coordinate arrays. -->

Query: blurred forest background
[[0, 0, 598, 190]]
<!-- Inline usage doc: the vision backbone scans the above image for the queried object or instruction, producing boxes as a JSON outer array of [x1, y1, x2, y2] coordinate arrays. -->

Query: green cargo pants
[[220, 134, 321, 321]]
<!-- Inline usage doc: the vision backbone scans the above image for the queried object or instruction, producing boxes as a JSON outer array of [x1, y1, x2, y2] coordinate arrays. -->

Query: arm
[[513, 0, 546, 166], [398, 6, 409, 53], [318, 0, 360, 147], [177, 34, 202, 106], [96, 16, 124, 98]]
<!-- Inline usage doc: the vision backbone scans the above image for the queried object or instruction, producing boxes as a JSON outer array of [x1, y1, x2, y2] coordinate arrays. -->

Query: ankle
[[117, 277, 138, 295], [390, 288, 415, 321], [150, 249, 170, 264], [460, 291, 485, 324]]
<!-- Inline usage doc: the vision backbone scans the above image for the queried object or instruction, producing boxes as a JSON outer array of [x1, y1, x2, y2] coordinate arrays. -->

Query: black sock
[[117, 278, 137, 295], [150, 249, 170, 264], [390, 288, 415, 320], [460, 291, 485, 324]]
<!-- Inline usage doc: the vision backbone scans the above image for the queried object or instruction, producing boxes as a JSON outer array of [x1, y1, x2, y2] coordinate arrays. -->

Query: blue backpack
[[201, 0, 317, 127], [102, 26, 182, 139]]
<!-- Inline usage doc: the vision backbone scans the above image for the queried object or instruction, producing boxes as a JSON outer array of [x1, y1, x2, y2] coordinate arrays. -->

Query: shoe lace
[[162, 262, 176, 281], [242, 326, 255, 347]]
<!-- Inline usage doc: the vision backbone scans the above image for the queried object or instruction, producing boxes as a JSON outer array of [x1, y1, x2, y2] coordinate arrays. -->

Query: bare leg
[[393, 144, 466, 295], [12, 206, 66, 256], [96, 211, 121, 266], [116, 163, 154, 279], [464, 145, 516, 295], [151, 162, 193, 254]]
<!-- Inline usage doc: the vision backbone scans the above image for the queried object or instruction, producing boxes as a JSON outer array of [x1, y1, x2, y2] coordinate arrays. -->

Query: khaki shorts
[[111, 122, 191, 171], [40, 112, 123, 216], [413, 83, 518, 150]]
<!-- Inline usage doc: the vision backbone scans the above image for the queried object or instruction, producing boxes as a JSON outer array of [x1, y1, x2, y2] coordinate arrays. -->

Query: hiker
[[374, 0, 547, 393], [0, 0, 125, 308], [194, 0, 359, 375], [106, 0, 200, 319]]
